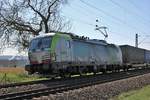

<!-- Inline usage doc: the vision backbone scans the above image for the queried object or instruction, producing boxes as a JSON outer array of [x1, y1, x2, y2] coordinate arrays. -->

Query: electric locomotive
[[25, 32, 123, 76]]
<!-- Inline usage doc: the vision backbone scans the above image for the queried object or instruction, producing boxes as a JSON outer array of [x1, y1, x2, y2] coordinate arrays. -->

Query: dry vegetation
[[0, 67, 25, 74], [0, 67, 41, 84]]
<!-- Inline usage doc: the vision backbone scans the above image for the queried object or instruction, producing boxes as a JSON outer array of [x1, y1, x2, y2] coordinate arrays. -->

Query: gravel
[[33, 73, 150, 100]]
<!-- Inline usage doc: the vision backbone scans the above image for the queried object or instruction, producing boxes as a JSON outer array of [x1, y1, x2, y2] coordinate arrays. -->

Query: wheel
[[28, 71, 33, 75], [79, 69, 83, 76], [93, 66, 98, 75], [102, 69, 107, 74], [59, 69, 66, 78]]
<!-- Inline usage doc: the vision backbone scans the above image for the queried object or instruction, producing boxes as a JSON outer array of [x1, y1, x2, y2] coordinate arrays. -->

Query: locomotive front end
[[25, 35, 53, 74]]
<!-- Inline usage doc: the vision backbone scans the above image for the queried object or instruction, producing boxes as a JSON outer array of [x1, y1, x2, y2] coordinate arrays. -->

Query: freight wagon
[[120, 45, 150, 67]]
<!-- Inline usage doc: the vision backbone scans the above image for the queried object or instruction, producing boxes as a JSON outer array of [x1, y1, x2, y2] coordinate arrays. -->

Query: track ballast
[[1, 68, 150, 100]]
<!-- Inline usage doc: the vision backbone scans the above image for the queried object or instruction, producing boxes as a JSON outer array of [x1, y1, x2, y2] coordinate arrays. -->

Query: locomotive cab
[[26, 35, 53, 74], [25, 32, 73, 75]]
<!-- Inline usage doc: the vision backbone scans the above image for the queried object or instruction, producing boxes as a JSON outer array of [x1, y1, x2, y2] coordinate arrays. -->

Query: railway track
[[0, 79, 51, 88], [0, 75, 87, 88], [1, 68, 150, 100]]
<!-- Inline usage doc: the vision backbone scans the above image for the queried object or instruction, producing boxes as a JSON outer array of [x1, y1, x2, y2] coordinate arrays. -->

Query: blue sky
[[61, 0, 150, 49], [2, 0, 150, 55]]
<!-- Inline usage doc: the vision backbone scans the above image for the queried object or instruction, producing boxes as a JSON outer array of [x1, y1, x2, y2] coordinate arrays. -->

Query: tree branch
[[27, 0, 46, 21], [47, 0, 59, 21]]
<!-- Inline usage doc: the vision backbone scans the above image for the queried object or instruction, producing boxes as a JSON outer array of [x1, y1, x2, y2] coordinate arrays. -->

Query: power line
[[72, 2, 124, 29], [127, 0, 147, 16], [62, 13, 95, 27], [79, 0, 149, 35], [108, 0, 150, 27], [62, 5, 96, 27], [63, 2, 137, 39], [143, 42, 150, 44], [74, 2, 115, 27], [137, 34, 150, 46], [63, 13, 131, 40], [69, 17, 95, 27], [127, 0, 141, 10], [62, 1, 149, 44], [80, 0, 125, 24], [109, 30, 133, 39], [68, 3, 97, 20]]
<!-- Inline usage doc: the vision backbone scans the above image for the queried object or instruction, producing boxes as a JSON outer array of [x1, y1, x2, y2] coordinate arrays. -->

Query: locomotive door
[[66, 40, 73, 62], [60, 38, 72, 62]]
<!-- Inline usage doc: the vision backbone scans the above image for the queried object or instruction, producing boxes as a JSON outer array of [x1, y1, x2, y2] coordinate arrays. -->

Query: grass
[[112, 85, 150, 100], [0, 67, 44, 84]]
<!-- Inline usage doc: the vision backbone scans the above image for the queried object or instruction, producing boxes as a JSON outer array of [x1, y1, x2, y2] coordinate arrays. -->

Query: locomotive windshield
[[29, 36, 52, 51]]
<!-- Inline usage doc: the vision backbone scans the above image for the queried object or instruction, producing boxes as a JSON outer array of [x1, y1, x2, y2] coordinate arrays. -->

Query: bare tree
[[0, 0, 70, 52]]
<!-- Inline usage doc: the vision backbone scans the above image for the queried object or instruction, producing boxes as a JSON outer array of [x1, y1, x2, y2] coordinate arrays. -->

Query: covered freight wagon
[[120, 45, 145, 64]]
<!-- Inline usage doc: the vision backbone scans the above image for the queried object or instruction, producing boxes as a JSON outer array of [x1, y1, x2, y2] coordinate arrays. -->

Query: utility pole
[[135, 33, 138, 48]]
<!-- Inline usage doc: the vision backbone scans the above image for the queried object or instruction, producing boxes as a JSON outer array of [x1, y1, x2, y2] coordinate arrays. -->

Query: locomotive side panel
[[107, 44, 122, 65], [72, 40, 122, 66], [120, 45, 145, 64], [72, 40, 93, 65], [92, 44, 109, 65]]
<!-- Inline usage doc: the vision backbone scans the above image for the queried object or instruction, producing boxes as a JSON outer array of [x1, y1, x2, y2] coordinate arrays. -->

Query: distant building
[[0, 55, 29, 67]]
